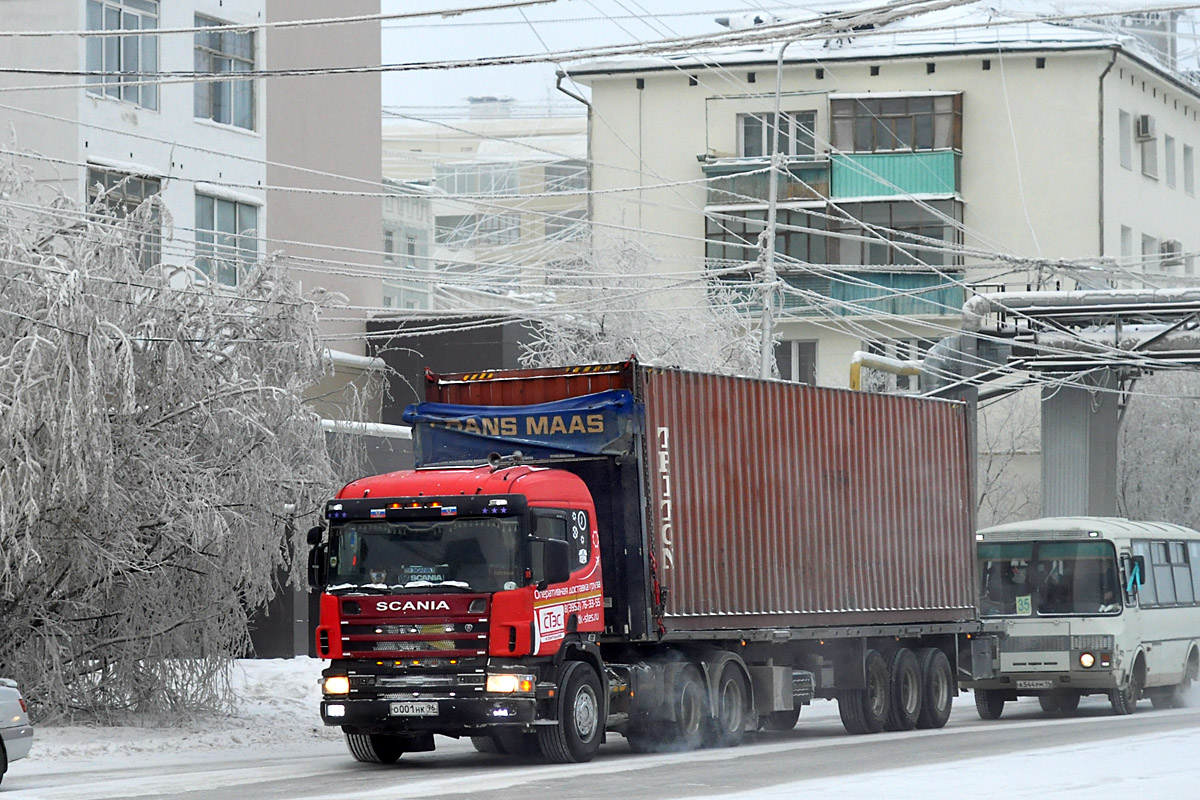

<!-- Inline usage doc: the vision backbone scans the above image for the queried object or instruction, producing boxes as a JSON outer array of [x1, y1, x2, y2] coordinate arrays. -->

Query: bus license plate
[[1017, 680, 1053, 690], [390, 701, 438, 716]]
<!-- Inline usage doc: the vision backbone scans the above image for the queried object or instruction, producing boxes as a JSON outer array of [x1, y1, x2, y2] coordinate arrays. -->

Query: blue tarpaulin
[[402, 390, 637, 466]]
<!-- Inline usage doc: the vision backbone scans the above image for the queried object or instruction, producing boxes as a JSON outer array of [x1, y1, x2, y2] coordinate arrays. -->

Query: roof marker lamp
[[324, 675, 351, 695]]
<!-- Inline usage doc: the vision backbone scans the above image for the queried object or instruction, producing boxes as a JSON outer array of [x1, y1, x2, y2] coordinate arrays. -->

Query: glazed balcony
[[702, 158, 830, 206]]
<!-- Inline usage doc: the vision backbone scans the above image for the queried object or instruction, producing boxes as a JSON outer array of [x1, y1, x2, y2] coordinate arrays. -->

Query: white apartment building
[[382, 100, 588, 309], [381, 178, 434, 310], [0, 0, 385, 418], [571, 5, 1200, 389]]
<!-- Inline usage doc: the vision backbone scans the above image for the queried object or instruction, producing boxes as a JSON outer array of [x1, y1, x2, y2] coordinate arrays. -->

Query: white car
[[0, 678, 33, 786]]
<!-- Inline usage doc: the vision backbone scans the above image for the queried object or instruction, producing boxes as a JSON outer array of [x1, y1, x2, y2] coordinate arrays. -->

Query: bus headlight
[[1079, 652, 1096, 669], [324, 675, 351, 695], [486, 673, 536, 694]]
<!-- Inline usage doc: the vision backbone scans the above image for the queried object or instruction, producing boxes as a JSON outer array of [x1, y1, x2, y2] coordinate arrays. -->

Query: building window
[[87, 165, 161, 269], [1120, 225, 1133, 263], [1166, 135, 1177, 188], [777, 340, 817, 384], [195, 194, 259, 286], [194, 15, 255, 130], [1185, 144, 1196, 195], [1141, 233, 1158, 269], [383, 230, 395, 263], [830, 200, 963, 266], [706, 209, 828, 265], [546, 209, 588, 241], [434, 213, 520, 247], [544, 160, 588, 192], [86, 0, 159, 110], [434, 163, 518, 196], [739, 111, 817, 158], [1118, 110, 1132, 169], [1142, 137, 1158, 179], [831, 95, 961, 153], [406, 235, 417, 268]]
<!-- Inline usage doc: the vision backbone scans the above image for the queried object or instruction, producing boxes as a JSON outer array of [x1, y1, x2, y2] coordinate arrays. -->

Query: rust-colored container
[[424, 360, 976, 633]]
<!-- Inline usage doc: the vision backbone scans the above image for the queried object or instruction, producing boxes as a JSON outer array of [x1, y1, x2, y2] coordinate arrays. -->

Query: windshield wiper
[[387, 580, 473, 592], [326, 583, 392, 595]]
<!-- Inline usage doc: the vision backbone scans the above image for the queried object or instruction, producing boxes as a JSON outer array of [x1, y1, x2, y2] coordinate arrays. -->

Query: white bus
[[963, 517, 1200, 718]]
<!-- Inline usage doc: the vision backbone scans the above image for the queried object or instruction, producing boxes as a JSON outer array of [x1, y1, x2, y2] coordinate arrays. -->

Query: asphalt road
[[11, 696, 1200, 800]]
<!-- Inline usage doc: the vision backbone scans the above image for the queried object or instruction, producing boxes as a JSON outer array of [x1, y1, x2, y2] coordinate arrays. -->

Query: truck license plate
[[390, 701, 438, 716], [1017, 680, 1053, 690]]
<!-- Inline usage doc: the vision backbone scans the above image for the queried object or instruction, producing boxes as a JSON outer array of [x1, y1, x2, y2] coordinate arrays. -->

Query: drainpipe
[[556, 71, 593, 251], [1097, 48, 1118, 257]]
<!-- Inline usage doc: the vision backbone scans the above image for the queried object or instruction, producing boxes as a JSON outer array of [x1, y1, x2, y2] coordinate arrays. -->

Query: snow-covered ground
[[10, 658, 1200, 798]]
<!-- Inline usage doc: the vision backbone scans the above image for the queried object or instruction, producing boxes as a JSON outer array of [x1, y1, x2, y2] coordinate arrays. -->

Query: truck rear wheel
[[345, 732, 405, 764], [538, 661, 604, 763], [915, 648, 953, 729], [838, 649, 889, 734], [974, 689, 1005, 720], [705, 664, 749, 748], [883, 648, 921, 732]]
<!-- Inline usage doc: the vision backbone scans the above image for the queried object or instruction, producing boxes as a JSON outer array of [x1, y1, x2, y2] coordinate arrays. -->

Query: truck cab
[[311, 463, 607, 763]]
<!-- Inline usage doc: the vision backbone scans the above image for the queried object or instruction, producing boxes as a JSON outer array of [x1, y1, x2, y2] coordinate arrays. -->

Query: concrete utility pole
[[758, 41, 794, 380]]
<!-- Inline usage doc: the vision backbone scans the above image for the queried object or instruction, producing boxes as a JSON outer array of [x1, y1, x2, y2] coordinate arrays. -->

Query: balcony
[[713, 269, 965, 318], [703, 158, 830, 206], [831, 151, 960, 199]]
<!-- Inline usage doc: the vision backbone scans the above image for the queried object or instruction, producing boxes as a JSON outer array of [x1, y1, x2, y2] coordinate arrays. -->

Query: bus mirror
[[306, 525, 325, 546], [1129, 555, 1146, 587]]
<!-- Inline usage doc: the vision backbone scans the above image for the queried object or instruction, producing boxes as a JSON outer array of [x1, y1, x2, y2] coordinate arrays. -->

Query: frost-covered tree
[[0, 164, 336, 721], [522, 239, 761, 374], [1119, 371, 1200, 528]]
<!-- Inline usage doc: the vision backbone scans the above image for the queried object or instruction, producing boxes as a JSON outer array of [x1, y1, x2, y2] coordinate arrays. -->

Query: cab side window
[[534, 509, 591, 568]]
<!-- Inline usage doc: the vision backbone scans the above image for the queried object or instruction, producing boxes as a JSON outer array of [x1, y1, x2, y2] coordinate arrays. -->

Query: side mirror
[[542, 539, 572, 587], [308, 543, 327, 590], [306, 525, 325, 546], [1127, 555, 1146, 590]]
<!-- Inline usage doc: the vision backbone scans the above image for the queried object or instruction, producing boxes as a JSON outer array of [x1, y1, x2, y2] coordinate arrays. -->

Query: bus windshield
[[327, 517, 524, 593], [978, 540, 1121, 617]]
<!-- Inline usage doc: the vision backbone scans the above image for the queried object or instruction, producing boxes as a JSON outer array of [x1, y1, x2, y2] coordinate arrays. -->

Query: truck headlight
[[324, 675, 351, 695], [486, 673, 536, 694]]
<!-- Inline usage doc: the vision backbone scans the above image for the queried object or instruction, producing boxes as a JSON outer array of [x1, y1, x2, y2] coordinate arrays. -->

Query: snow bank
[[23, 659, 340, 762]]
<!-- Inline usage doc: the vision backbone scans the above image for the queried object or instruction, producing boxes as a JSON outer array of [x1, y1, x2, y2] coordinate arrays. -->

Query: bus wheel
[[838, 650, 889, 734], [915, 648, 954, 729], [883, 649, 921, 732], [1110, 661, 1144, 715], [974, 689, 1005, 720]]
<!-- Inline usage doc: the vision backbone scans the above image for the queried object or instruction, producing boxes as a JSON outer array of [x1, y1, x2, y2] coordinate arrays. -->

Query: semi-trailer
[[308, 359, 993, 763]]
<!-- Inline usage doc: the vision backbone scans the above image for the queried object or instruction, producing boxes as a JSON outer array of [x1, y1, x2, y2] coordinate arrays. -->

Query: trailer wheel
[[705, 664, 750, 748], [837, 649, 889, 734], [345, 732, 405, 764], [538, 661, 604, 763], [883, 648, 921, 732], [915, 648, 953, 729], [973, 689, 1005, 720], [663, 665, 708, 751], [760, 708, 801, 731]]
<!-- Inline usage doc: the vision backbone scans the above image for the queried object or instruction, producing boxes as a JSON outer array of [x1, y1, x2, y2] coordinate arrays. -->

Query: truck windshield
[[978, 540, 1121, 617], [327, 517, 523, 593]]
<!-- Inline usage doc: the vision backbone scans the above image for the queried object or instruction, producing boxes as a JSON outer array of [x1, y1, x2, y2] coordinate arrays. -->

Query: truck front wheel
[[345, 732, 405, 764], [538, 661, 604, 763]]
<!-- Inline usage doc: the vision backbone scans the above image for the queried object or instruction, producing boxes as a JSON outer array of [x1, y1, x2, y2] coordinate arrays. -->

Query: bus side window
[[1132, 541, 1157, 605]]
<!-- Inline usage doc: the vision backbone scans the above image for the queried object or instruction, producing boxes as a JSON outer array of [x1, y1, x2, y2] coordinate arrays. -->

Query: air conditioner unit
[[1136, 114, 1157, 140], [1161, 239, 1183, 265]]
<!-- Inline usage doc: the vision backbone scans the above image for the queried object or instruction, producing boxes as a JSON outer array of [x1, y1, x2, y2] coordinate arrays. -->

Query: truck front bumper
[[321, 695, 537, 735]]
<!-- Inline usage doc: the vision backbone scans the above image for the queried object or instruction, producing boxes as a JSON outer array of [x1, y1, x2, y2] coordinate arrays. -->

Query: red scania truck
[[308, 360, 992, 764]]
